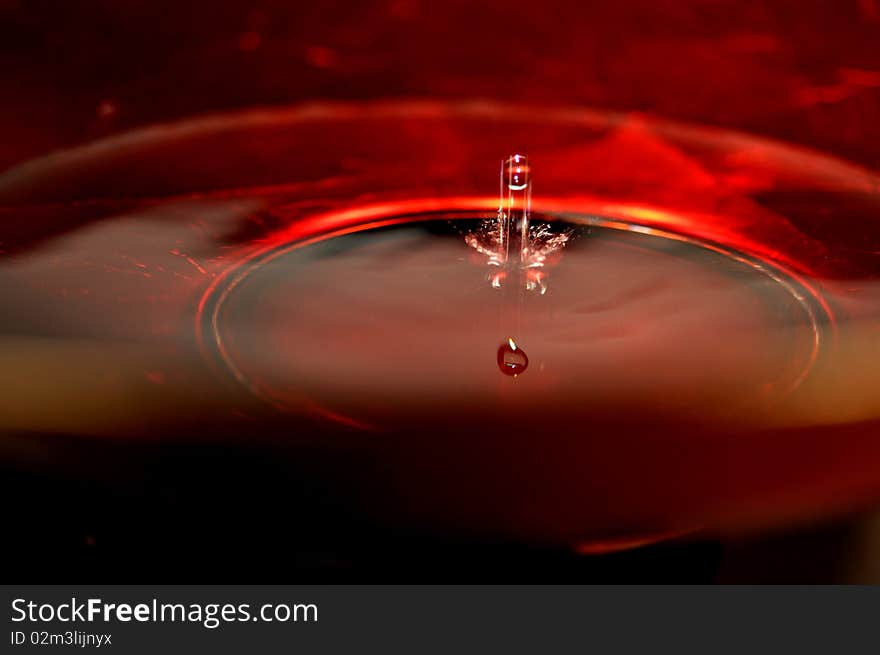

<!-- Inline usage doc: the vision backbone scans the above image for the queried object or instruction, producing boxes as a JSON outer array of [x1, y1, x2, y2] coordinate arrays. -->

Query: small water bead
[[497, 337, 529, 377], [503, 154, 531, 191]]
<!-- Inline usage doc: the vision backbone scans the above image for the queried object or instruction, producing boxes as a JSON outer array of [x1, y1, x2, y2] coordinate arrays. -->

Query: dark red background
[[2, 0, 880, 583], [2, 0, 879, 172]]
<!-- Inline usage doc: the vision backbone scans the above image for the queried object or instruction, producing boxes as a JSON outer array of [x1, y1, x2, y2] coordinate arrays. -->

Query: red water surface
[[1, 2, 880, 553]]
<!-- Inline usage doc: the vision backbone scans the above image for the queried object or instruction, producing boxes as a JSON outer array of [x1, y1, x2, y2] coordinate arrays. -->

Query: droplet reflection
[[497, 337, 529, 377]]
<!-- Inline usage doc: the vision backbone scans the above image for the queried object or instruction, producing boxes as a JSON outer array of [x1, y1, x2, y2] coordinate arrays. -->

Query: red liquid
[[0, 102, 879, 551], [498, 339, 529, 377]]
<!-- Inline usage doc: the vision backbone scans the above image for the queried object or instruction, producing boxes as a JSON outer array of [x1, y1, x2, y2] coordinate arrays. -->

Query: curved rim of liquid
[[2, 98, 876, 203], [197, 201, 832, 418]]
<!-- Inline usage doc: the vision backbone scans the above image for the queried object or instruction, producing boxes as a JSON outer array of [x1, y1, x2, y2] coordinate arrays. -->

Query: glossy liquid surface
[[1, 101, 879, 547]]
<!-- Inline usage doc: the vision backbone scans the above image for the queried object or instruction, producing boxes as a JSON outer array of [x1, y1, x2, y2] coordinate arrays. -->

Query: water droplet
[[497, 337, 528, 376], [488, 269, 506, 288], [503, 154, 531, 192]]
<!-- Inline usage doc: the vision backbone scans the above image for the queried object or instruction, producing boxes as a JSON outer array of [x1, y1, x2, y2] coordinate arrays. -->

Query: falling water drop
[[497, 337, 529, 377]]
